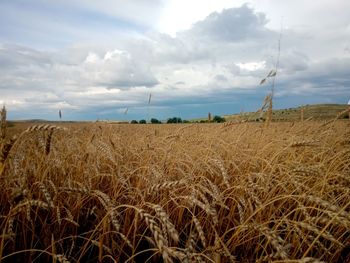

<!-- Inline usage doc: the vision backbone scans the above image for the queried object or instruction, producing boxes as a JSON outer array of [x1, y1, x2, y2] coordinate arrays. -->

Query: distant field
[[5, 105, 349, 135]]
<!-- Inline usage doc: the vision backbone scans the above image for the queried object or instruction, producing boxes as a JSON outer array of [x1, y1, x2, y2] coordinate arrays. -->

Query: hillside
[[222, 104, 349, 122]]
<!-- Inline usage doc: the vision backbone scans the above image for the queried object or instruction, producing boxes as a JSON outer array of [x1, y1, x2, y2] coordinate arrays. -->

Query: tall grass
[[0, 118, 349, 262]]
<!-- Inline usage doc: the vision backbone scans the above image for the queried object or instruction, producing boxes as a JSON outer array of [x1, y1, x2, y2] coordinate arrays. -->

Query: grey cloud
[[184, 4, 274, 42], [123, 5, 276, 66], [223, 63, 241, 75], [142, 32, 210, 64], [115, 5, 278, 68], [174, 81, 186, 85], [214, 74, 228, 82], [0, 44, 159, 92], [273, 50, 309, 75], [344, 45, 350, 54], [273, 57, 350, 98], [0, 43, 160, 118], [302, 58, 350, 88], [0, 44, 52, 70]]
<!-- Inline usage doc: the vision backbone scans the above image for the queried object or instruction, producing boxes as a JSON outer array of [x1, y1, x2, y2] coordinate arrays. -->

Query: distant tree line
[[151, 118, 161, 124], [167, 117, 185, 123], [195, 115, 226, 123], [130, 115, 225, 124]]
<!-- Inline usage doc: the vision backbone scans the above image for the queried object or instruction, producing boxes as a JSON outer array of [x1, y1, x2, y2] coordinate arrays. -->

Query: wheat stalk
[[137, 208, 173, 262], [192, 215, 207, 247], [149, 203, 179, 243]]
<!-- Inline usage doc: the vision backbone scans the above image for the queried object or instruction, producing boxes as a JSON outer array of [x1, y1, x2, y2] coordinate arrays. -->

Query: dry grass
[[0, 118, 349, 262]]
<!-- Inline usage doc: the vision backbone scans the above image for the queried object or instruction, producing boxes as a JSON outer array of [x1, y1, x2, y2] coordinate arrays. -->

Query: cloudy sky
[[1, 0, 349, 121]]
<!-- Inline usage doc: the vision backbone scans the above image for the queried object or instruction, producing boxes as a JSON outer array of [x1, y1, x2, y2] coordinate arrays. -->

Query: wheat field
[[0, 119, 350, 262]]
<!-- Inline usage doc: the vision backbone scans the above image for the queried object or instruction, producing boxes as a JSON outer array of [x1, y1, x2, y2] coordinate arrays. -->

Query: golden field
[[1, 120, 350, 262]]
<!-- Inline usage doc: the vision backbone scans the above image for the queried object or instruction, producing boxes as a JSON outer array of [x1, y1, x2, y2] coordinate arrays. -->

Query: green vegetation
[[212, 115, 226, 123], [150, 118, 161, 124], [167, 117, 182, 123]]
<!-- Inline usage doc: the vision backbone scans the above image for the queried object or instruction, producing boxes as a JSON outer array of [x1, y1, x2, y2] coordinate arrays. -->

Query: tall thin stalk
[[148, 93, 152, 123], [271, 18, 283, 99], [0, 106, 7, 142]]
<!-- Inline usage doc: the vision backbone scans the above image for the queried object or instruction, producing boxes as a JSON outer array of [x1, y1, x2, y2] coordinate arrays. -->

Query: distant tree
[[167, 117, 182, 123], [150, 118, 161, 124], [130, 120, 138, 124], [139, 119, 147, 124], [213, 115, 226, 123], [183, 120, 190, 123], [200, 120, 207, 123]]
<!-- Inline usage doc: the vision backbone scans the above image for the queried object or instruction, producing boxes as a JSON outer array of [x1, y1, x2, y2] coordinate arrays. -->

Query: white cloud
[[46, 101, 79, 110], [82, 49, 159, 88], [85, 52, 100, 64], [237, 61, 266, 71], [157, 0, 240, 35]]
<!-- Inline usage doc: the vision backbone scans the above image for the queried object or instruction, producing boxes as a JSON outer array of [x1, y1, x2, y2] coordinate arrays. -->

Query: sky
[[0, 0, 349, 121]]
